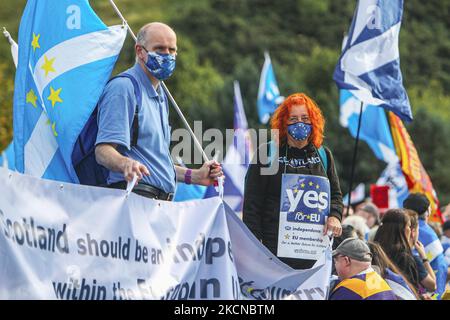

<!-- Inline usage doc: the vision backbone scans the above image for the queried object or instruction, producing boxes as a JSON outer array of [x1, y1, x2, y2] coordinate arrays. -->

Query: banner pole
[[107, 0, 209, 163], [346, 101, 364, 214]]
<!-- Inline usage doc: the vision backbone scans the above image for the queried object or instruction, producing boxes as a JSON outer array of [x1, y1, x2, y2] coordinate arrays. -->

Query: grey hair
[[136, 24, 151, 47], [135, 24, 152, 62]]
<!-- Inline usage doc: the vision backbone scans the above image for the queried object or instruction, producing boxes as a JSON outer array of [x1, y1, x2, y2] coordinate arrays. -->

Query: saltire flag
[[205, 81, 253, 213], [257, 52, 284, 124], [13, 0, 126, 182], [376, 162, 409, 209], [0, 142, 15, 171], [340, 89, 399, 164], [334, 0, 412, 122], [389, 112, 443, 223]]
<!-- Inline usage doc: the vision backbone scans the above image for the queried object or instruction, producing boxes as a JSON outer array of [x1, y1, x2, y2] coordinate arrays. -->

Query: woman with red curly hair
[[243, 93, 343, 270]]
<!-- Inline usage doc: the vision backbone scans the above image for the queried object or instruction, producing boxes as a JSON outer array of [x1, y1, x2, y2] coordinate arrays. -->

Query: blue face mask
[[144, 51, 176, 81], [287, 122, 312, 141]]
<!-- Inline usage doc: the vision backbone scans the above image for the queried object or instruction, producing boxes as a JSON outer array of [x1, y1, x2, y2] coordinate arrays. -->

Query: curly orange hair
[[270, 93, 325, 148]]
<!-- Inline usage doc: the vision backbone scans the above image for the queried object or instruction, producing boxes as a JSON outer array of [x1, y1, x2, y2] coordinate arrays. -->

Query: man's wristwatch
[[185, 169, 192, 185]]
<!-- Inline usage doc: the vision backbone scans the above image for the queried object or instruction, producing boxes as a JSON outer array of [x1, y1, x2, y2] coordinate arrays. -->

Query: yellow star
[[316, 184, 320, 189], [47, 86, 63, 107], [51, 122, 58, 137], [300, 183, 305, 188], [31, 33, 40, 51], [41, 55, 56, 77], [294, 188, 298, 193], [284, 234, 290, 240], [309, 181, 314, 186], [26, 89, 38, 108]]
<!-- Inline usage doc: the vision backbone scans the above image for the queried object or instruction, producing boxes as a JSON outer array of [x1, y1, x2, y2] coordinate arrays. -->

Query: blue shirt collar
[[130, 63, 160, 98]]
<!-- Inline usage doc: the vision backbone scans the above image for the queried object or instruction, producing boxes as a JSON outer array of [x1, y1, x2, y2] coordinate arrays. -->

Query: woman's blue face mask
[[287, 121, 312, 141]]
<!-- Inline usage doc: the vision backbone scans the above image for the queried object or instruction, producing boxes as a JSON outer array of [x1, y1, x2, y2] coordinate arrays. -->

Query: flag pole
[[107, 0, 209, 163], [346, 101, 364, 215]]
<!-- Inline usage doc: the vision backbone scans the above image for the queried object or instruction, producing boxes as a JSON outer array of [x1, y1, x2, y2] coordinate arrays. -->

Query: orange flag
[[389, 112, 443, 223]]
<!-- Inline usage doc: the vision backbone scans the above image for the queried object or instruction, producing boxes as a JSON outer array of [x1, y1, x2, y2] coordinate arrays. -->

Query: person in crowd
[[355, 202, 381, 241], [242, 93, 343, 269], [329, 238, 396, 300], [374, 209, 423, 293], [441, 203, 450, 222], [331, 225, 359, 277], [342, 215, 368, 240], [441, 220, 450, 269], [405, 209, 437, 294], [95, 22, 223, 200], [368, 241, 418, 300], [429, 221, 442, 238], [403, 193, 449, 298]]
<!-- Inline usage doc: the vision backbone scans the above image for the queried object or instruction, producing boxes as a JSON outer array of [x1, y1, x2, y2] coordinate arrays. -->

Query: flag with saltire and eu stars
[[13, 0, 126, 182]]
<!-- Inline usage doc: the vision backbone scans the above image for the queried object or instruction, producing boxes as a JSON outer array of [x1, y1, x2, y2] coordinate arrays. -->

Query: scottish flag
[[376, 162, 408, 208], [334, 0, 412, 122], [205, 81, 253, 213], [13, 0, 126, 182], [257, 52, 284, 124], [340, 89, 398, 164], [0, 142, 15, 170]]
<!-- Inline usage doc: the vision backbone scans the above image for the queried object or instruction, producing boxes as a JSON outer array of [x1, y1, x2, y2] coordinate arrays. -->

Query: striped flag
[[334, 0, 412, 122], [205, 81, 253, 213], [13, 0, 126, 182], [389, 112, 443, 223], [257, 52, 284, 124]]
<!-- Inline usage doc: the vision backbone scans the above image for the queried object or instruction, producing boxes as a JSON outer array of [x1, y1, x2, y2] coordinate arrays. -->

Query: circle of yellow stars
[[27, 32, 62, 137]]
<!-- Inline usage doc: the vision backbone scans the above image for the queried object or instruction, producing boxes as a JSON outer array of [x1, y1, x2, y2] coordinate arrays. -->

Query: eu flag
[[13, 0, 126, 182]]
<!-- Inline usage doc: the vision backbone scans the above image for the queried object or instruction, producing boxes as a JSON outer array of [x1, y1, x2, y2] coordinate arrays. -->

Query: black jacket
[[242, 142, 343, 269]]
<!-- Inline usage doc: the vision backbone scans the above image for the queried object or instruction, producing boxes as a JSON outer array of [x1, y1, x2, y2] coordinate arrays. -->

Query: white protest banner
[[0, 167, 331, 300]]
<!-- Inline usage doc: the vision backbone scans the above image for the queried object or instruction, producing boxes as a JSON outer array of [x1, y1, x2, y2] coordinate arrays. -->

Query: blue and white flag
[[257, 52, 284, 124], [340, 89, 398, 164], [0, 142, 15, 171], [334, 0, 412, 122], [205, 81, 253, 213], [13, 0, 126, 182], [376, 162, 408, 209]]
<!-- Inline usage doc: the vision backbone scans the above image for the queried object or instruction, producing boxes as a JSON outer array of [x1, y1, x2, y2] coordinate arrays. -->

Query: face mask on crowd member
[[141, 47, 176, 80], [287, 121, 312, 141]]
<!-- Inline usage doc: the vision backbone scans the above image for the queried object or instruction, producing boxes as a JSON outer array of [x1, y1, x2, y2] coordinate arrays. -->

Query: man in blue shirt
[[95, 22, 223, 200]]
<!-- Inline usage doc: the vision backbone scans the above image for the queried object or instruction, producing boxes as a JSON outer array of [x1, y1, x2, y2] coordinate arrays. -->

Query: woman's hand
[[415, 240, 427, 260], [323, 216, 342, 237]]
